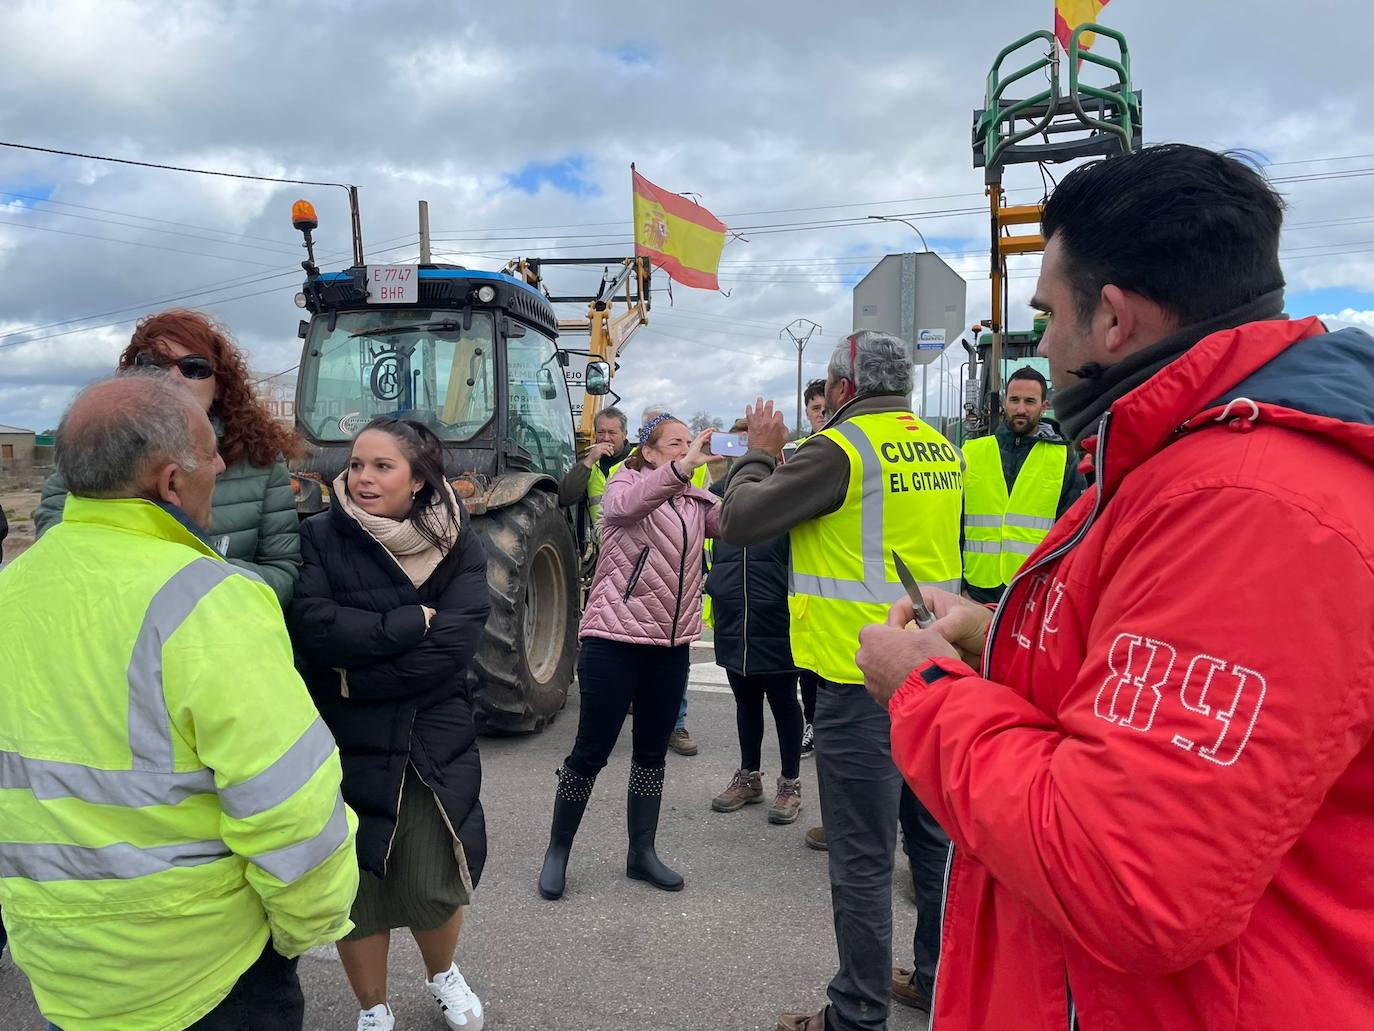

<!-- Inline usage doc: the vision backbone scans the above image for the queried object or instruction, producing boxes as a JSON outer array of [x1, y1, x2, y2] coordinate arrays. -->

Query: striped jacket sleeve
[[167, 568, 359, 957]]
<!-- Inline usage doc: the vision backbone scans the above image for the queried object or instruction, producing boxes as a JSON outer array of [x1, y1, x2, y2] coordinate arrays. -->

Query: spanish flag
[[632, 166, 728, 291], [1054, 0, 1111, 55]]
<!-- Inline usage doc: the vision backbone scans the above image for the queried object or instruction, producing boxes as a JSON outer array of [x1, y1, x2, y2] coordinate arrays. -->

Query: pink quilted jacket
[[579, 459, 720, 646]]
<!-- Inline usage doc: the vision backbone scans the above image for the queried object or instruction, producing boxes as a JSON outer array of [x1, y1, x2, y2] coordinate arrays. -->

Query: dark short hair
[[595, 406, 627, 433], [803, 378, 826, 405], [1006, 366, 1048, 399], [353, 417, 461, 552], [1041, 144, 1285, 326]]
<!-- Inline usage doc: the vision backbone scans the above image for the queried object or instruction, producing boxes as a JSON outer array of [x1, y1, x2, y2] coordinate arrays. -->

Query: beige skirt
[[344, 766, 470, 940]]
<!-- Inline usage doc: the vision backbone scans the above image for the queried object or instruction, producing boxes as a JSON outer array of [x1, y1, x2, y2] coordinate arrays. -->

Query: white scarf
[[333, 472, 461, 587]]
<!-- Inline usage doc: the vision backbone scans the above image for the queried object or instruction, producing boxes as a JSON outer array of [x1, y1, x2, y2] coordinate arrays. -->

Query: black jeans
[[799, 669, 820, 726], [565, 637, 692, 778], [48, 941, 303, 1031], [725, 670, 804, 779], [899, 784, 950, 997]]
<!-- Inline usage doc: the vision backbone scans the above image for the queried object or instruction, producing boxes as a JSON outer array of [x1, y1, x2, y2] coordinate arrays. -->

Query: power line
[[0, 190, 301, 247], [0, 217, 281, 268], [0, 140, 352, 188]]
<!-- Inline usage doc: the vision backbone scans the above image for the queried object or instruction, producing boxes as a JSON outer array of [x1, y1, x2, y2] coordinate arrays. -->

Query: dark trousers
[[565, 637, 692, 778], [799, 669, 820, 726], [48, 942, 303, 1031], [899, 784, 950, 997], [814, 679, 904, 1031], [725, 669, 804, 779]]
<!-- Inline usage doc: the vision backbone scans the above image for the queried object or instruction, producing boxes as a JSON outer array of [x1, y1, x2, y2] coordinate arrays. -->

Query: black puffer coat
[[704, 482, 795, 675], [289, 501, 491, 883]]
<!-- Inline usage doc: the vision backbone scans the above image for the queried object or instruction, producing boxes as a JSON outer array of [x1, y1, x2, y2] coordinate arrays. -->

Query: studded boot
[[538, 767, 595, 900], [625, 761, 684, 891]]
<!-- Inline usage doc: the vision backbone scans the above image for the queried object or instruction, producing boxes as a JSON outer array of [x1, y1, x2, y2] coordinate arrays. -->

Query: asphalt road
[[0, 661, 932, 1031]]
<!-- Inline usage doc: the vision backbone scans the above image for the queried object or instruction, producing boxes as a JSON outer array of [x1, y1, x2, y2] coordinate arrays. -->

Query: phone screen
[[712, 432, 748, 457]]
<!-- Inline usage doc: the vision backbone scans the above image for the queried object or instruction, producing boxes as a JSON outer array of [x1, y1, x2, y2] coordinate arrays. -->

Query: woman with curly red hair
[[35, 308, 304, 603]]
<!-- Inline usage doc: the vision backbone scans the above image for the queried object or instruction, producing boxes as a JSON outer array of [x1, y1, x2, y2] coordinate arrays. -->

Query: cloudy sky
[[2, 0, 1373, 435]]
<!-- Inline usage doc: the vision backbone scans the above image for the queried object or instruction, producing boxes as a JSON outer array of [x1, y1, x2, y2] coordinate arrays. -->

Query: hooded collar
[[1088, 316, 1374, 497], [60, 495, 222, 558]]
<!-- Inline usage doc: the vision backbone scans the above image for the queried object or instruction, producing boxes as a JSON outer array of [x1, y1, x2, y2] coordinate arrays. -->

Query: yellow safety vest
[[789, 411, 964, 684], [0, 497, 359, 1031], [587, 457, 707, 525], [961, 434, 1066, 589]]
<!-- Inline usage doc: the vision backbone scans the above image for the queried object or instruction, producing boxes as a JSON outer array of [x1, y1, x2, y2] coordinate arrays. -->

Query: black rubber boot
[[538, 767, 595, 900], [625, 762, 684, 891]]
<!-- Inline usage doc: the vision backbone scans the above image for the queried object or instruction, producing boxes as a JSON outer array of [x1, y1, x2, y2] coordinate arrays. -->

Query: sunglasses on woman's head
[[132, 351, 216, 380]]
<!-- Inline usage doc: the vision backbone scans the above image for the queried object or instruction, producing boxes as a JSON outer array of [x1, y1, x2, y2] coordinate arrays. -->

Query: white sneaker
[[357, 1003, 395, 1031], [428, 962, 484, 1030]]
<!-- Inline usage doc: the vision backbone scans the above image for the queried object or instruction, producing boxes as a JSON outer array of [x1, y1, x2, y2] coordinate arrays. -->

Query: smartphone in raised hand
[[711, 431, 748, 457]]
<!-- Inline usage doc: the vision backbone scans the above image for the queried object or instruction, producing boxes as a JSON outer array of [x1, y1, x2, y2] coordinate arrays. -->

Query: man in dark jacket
[[722, 332, 964, 1031], [557, 406, 632, 526], [962, 365, 1086, 603]]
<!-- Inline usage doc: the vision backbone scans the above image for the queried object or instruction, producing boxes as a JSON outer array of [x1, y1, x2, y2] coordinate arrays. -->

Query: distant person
[[720, 332, 963, 1031], [557, 406, 632, 528], [782, 377, 827, 761], [638, 402, 709, 758], [961, 365, 1085, 603], [289, 417, 491, 1031], [35, 308, 303, 605], [538, 415, 718, 901], [0, 373, 357, 1031], [705, 418, 805, 824], [857, 144, 1374, 1030]]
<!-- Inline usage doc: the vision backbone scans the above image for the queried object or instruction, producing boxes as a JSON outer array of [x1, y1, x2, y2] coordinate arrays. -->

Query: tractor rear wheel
[[468, 490, 578, 734]]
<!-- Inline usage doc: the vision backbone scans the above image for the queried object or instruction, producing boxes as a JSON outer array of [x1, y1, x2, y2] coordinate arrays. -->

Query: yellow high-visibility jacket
[[0, 496, 359, 1031]]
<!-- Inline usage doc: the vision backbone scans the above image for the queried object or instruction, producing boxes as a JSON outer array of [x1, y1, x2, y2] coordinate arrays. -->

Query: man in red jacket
[[857, 144, 1374, 1030]]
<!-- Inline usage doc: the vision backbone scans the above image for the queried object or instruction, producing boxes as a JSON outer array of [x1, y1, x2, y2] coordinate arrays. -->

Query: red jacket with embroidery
[[890, 317, 1374, 1030]]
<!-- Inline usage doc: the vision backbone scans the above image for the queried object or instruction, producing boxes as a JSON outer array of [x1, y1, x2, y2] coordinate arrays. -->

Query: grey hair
[[56, 371, 205, 498], [595, 406, 628, 433], [641, 401, 672, 422], [827, 331, 914, 396]]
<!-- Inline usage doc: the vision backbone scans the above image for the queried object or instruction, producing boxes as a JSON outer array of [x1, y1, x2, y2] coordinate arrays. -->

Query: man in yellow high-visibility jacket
[[557, 406, 632, 527], [720, 332, 963, 1031], [0, 375, 358, 1031], [962, 366, 1086, 604]]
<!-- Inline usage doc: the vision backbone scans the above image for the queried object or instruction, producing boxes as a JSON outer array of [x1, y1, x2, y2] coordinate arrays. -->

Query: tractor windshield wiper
[[348, 320, 463, 339]]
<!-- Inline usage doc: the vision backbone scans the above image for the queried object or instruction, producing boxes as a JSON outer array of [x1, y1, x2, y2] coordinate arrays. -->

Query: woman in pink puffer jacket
[[538, 413, 719, 901]]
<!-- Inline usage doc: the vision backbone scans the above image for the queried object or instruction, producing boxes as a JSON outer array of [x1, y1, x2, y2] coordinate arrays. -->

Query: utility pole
[[781, 319, 822, 434], [418, 200, 432, 264]]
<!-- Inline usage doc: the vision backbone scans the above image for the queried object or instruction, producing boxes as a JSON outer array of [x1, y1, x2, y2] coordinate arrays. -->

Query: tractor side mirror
[[537, 368, 558, 400], [585, 360, 611, 396]]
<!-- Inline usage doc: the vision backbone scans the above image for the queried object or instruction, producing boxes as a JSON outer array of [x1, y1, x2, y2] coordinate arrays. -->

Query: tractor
[[961, 22, 1142, 440], [286, 197, 649, 734]]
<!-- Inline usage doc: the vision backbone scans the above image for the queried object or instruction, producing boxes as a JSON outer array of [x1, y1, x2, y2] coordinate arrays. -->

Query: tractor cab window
[[297, 309, 496, 442], [505, 327, 576, 478]]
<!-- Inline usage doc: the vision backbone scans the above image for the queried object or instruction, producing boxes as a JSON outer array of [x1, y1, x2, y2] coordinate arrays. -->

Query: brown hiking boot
[[768, 776, 802, 824], [777, 1008, 829, 1031], [712, 769, 764, 812], [668, 727, 699, 756], [804, 825, 827, 851]]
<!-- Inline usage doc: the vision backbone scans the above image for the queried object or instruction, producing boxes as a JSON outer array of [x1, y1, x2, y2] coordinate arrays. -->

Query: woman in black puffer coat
[[289, 417, 490, 1031], [704, 467, 805, 826]]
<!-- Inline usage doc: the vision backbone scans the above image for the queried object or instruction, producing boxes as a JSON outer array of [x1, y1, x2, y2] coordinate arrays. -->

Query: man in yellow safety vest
[[0, 374, 358, 1031], [557, 406, 633, 527], [720, 331, 963, 1031], [962, 366, 1086, 604]]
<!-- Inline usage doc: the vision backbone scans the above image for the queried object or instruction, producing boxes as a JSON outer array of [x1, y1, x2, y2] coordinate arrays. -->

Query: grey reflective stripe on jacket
[[789, 421, 961, 604], [248, 794, 351, 884], [0, 839, 231, 882]]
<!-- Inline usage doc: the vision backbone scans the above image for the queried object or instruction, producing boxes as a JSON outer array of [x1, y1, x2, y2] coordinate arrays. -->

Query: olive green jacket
[[34, 457, 301, 605]]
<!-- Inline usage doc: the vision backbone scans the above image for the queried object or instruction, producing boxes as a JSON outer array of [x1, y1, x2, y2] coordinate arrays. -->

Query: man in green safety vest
[[557, 405, 633, 527], [720, 331, 963, 1031], [0, 375, 358, 1031], [962, 366, 1086, 604]]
